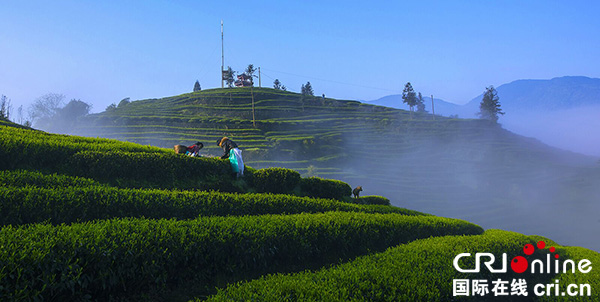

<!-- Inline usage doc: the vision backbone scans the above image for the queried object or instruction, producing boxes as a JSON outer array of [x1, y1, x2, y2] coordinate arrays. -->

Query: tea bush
[[252, 167, 301, 194], [354, 195, 391, 206], [0, 213, 482, 300], [300, 177, 351, 200], [205, 230, 576, 301]]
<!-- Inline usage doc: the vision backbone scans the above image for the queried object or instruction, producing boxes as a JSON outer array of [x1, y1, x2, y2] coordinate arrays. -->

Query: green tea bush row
[[352, 195, 391, 206], [0, 126, 241, 192], [0, 171, 426, 226], [0, 125, 167, 171], [67, 151, 233, 190], [252, 167, 301, 194], [300, 177, 352, 200], [206, 230, 576, 301], [538, 246, 600, 302], [0, 212, 483, 301], [2, 126, 352, 198], [0, 170, 104, 188]]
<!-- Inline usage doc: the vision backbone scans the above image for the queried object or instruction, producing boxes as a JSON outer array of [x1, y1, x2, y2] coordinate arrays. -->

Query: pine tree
[[193, 80, 201, 92], [402, 82, 417, 118], [245, 64, 257, 86], [225, 67, 235, 88], [478, 86, 504, 123], [273, 79, 282, 90], [301, 81, 314, 96], [416, 92, 427, 113]]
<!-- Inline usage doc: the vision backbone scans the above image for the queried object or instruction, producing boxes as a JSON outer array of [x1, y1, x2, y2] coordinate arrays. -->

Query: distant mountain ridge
[[463, 76, 600, 116], [368, 76, 600, 156], [369, 76, 600, 117]]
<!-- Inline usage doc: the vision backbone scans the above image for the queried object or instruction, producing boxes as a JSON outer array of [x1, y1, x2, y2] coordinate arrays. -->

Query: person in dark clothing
[[216, 137, 238, 159], [186, 142, 203, 157], [216, 137, 244, 177]]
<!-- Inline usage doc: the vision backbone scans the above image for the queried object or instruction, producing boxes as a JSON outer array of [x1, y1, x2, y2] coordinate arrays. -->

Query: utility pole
[[251, 86, 256, 127], [221, 20, 224, 88], [258, 67, 261, 88], [431, 95, 435, 120]]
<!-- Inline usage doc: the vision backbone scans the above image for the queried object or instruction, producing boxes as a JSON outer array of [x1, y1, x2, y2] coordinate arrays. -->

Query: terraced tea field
[[0, 122, 598, 301], [71, 87, 600, 251]]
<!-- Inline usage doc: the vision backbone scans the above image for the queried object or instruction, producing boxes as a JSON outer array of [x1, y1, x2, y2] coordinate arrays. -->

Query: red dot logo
[[511, 256, 529, 273], [537, 241, 546, 249], [524, 244, 535, 255]]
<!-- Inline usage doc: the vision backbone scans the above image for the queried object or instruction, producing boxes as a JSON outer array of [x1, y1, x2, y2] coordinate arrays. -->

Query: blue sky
[[1, 0, 599, 113]]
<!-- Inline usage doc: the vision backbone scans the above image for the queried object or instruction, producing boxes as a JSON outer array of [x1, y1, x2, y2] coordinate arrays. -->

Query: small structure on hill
[[234, 74, 253, 87]]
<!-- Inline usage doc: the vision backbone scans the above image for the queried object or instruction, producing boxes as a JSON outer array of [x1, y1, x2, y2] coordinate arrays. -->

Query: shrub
[[0, 170, 104, 188], [67, 151, 232, 190], [355, 195, 391, 206], [0, 126, 241, 191], [0, 170, 427, 226], [0, 125, 167, 171], [252, 167, 301, 194], [300, 177, 351, 200], [205, 230, 577, 301], [0, 213, 483, 300]]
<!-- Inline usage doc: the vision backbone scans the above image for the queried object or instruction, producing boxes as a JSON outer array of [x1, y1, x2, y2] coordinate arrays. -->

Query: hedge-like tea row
[[206, 230, 575, 301], [353, 195, 391, 205], [0, 177, 426, 226], [0, 126, 245, 191], [1, 126, 356, 198], [538, 246, 600, 302], [252, 167, 301, 194], [0, 212, 483, 301], [67, 151, 234, 190], [300, 176, 352, 200], [0, 125, 168, 171], [0, 170, 105, 188]]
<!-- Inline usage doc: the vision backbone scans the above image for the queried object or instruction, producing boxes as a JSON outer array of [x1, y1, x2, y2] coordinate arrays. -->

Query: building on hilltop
[[234, 74, 253, 87]]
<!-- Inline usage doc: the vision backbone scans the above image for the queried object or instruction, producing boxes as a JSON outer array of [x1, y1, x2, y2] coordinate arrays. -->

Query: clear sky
[[1, 0, 599, 113]]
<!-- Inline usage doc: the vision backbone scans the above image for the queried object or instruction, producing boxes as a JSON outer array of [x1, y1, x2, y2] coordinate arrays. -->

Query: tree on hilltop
[[245, 64, 257, 86], [402, 82, 417, 118], [416, 92, 427, 113], [57, 99, 92, 120], [301, 81, 314, 96], [478, 86, 504, 123], [0, 95, 12, 121], [225, 66, 235, 88], [28, 93, 65, 125], [118, 97, 130, 108], [193, 80, 201, 92]]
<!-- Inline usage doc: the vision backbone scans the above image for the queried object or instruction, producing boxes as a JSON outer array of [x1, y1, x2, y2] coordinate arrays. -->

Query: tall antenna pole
[[258, 67, 261, 88], [221, 20, 224, 88]]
